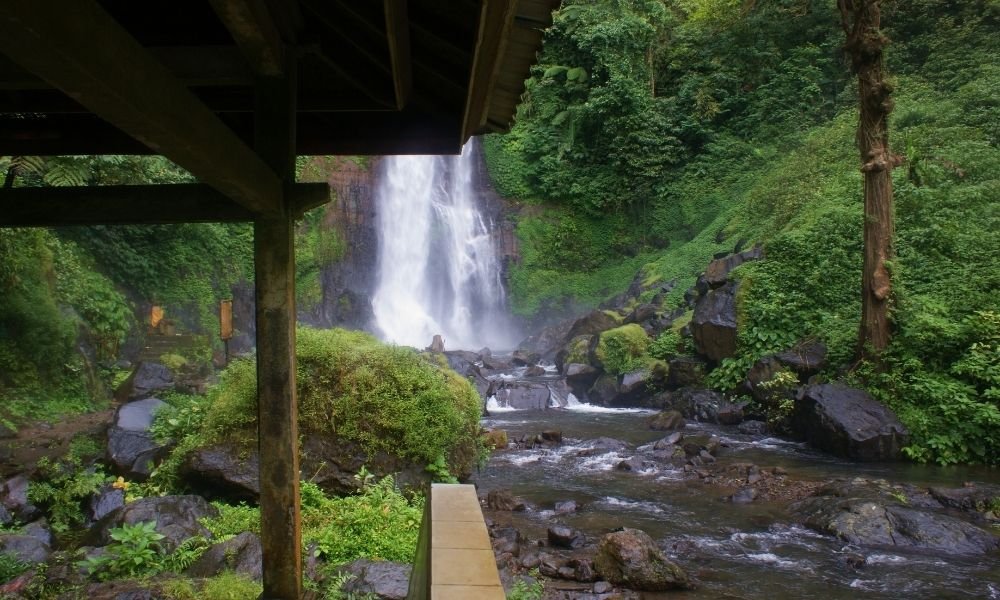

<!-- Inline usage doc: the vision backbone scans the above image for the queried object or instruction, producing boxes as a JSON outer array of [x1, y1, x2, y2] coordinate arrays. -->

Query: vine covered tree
[[838, 0, 902, 360]]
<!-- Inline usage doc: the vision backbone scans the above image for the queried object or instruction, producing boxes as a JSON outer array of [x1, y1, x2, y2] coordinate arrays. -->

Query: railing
[[407, 483, 505, 600]]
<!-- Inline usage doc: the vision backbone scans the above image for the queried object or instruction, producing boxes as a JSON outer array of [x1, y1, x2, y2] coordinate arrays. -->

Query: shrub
[[301, 477, 423, 565], [28, 454, 107, 533], [595, 324, 650, 375], [80, 521, 165, 580]]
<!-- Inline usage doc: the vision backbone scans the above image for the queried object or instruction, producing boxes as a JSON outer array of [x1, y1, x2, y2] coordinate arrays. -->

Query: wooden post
[[254, 55, 302, 599]]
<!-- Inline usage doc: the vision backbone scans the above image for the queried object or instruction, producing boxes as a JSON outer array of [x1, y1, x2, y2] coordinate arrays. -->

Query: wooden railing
[[407, 483, 505, 600]]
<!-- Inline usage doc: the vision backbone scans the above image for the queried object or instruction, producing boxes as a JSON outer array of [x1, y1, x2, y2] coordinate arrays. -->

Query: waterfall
[[372, 140, 514, 350]]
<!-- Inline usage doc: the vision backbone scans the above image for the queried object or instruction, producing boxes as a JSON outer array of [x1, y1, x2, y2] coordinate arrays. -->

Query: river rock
[[587, 374, 620, 406], [182, 444, 261, 500], [487, 489, 527, 512], [87, 495, 217, 552], [929, 484, 1000, 513], [115, 362, 174, 402], [0, 534, 50, 564], [576, 437, 629, 457], [594, 528, 691, 591], [691, 281, 739, 361], [792, 384, 908, 460], [187, 532, 262, 581], [775, 339, 828, 375], [1, 475, 41, 522], [22, 519, 53, 547], [670, 388, 744, 425], [483, 429, 508, 450], [482, 355, 512, 371], [700, 245, 763, 289], [336, 559, 411, 600], [107, 398, 170, 479], [738, 420, 768, 435], [511, 350, 540, 367], [564, 363, 601, 398], [554, 500, 578, 514], [548, 525, 586, 549], [667, 356, 708, 388], [792, 490, 1000, 555], [492, 381, 551, 410], [87, 486, 125, 523], [618, 369, 654, 404], [567, 310, 621, 341], [646, 410, 686, 431]]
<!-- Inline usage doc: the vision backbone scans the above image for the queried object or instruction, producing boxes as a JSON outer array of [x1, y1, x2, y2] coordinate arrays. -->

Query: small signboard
[[220, 299, 233, 341]]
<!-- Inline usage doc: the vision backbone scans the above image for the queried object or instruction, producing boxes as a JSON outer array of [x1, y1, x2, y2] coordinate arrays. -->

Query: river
[[475, 404, 1000, 599]]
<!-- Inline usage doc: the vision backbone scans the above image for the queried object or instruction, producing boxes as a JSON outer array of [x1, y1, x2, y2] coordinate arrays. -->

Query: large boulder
[[0, 533, 50, 564], [114, 362, 174, 403], [107, 398, 171, 479], [337, 559, 411, 600], [669, 388, 744, 425], [699, 245, 763, 289], [564, 363, 600, 398], [1, 475, 41, 522], [566, 310, 621, 341], [491, 381, 552, 410], [646, 410, 686, 431], [792, 482, 1000, 555], [593, 528, 690, 591], [792, 384, 908, 461], [690, 281, 739, 361], [587, 374, 620, 406], [555, 335, 597, 374], [87, 495, 217, 552], [182, 444, 261, 500], [187, 532, 262, 581]]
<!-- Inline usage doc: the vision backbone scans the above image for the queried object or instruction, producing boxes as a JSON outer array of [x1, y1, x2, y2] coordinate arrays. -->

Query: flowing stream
[[474, 368, 1000, 599], [372, 140, 514, 350]]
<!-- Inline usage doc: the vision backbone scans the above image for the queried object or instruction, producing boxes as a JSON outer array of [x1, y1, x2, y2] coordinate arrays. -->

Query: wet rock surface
[[593, 528, 691, 591], [792, 384, 909, 460]]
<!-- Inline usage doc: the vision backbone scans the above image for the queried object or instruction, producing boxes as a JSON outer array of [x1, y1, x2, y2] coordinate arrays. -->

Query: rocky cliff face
[[304, 157, 381, 331]]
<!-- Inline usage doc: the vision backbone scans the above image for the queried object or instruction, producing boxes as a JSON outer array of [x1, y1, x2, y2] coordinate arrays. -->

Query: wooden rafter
[[0, 0, 282, 215], [461, 0, 518, 143], [209, 0, 285, 77], [384, 0, 413, 110]]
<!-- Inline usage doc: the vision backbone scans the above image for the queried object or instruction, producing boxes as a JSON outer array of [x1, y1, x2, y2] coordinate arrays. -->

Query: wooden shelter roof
[[0, 0, 556, 158]]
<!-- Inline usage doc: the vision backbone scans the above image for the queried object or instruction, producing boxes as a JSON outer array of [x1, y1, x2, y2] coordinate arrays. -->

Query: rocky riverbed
[[474, 407, 1000, 599]]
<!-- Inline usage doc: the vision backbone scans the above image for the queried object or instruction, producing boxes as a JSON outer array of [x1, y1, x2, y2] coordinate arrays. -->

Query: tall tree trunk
[[839, 0, 900, 361]]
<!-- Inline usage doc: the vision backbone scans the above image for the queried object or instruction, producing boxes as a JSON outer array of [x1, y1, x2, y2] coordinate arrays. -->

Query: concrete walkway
[[413, 483, 505, 600]]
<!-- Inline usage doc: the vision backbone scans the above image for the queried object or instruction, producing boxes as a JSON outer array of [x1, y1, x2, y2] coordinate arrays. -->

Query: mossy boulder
[[172, 327, 482, 490], [595, 324, 651, 375]]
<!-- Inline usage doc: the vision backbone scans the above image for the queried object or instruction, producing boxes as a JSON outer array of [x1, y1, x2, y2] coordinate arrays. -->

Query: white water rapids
[[372, 140, 515, 350]]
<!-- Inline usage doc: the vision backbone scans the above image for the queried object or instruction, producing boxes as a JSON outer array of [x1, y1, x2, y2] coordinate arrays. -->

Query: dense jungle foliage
[[0, 157, 339, 430], [483, 0, 1000, 464]]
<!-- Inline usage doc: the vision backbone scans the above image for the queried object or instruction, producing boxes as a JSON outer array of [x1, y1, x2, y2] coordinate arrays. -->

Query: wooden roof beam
[[461, 0, 518, 143], [384, 0, 413, 110], [209, 0, 285, 77], [0, 0, 282, 215], [0, 183, 329, 227]]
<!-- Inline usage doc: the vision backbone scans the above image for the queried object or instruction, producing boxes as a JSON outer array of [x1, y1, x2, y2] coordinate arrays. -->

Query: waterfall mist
[[372, 140, 517, 351]]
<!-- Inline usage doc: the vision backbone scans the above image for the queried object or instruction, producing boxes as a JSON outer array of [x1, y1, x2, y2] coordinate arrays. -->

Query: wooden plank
[[209, 0, 285, 77], [384, 0, 413, 110], [0, 183, 328, 227], [0, 0, 282, 215], [461, 0, 518, 143], [253, 60, 302, 600]]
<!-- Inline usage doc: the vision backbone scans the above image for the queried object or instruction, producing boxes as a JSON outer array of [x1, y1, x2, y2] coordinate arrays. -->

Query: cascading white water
[[372, 140, 514, 350]]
